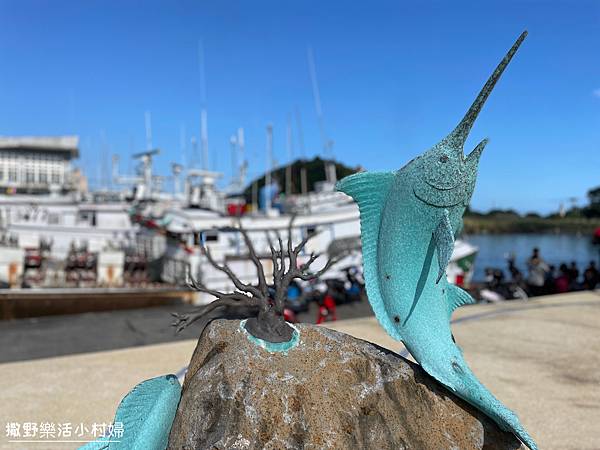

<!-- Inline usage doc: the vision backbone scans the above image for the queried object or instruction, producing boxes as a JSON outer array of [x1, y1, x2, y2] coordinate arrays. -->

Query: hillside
[[242, 157, 360, 201]]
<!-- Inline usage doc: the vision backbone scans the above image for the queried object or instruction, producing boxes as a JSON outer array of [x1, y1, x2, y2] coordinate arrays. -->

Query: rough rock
[[168, 319, 524, 450]]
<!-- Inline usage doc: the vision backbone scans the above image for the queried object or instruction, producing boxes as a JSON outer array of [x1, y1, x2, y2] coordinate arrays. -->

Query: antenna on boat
[[144, 111, 153, 151], [235, 127, 247, 189], [198, 39, 209, 170], [229, 134, 238, 190], [172, 163, 183, 196], [132, 149, 160, 199], [237, 128, 245, 155], [100, 130, 110, 190]]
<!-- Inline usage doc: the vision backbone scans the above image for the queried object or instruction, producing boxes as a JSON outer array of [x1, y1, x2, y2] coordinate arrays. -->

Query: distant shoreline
[[463, 216, 600, 235]]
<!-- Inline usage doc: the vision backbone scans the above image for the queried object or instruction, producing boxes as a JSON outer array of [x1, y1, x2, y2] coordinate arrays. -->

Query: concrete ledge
[[0, 288, 194, 319]]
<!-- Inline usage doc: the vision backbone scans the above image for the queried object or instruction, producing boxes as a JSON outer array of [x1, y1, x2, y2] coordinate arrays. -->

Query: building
[[0, 136, 79, 194]]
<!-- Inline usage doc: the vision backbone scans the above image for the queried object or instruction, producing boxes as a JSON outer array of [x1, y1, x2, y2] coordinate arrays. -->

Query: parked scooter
[[284, 280, 309, 314], [479, 267, 528, 302]]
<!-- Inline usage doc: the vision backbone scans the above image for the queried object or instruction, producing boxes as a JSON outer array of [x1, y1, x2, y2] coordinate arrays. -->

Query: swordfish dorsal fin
[[447, 284, 476, 318], [433, 209, 454, 283], [336, 171, 401, 339]]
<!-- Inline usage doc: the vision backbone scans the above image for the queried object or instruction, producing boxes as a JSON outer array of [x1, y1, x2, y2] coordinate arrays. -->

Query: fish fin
[[107, 374, 181, 450], [336, 172, 399, 338], [447, 284, 476, 318], [433, 208, 454, 283]]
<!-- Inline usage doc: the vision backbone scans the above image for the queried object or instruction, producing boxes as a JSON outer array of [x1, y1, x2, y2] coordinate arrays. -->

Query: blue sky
[[0, 1, 599, 213]]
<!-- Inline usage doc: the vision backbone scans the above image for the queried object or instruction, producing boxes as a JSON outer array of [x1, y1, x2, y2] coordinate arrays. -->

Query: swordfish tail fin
[[336, 172, 400, 339], [421, 353, 538, 450], [481, 382, 539, 450]]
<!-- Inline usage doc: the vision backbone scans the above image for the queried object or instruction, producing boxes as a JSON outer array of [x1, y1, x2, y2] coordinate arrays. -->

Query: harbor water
[[468, 233, 599, 282]]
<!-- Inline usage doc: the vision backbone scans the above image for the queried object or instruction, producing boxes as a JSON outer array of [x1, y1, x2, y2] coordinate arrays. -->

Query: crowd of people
[[487, 248, 600, 297]]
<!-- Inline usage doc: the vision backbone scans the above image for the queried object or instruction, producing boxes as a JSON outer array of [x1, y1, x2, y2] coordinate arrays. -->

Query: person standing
[[554, 264, 570, 293], [583, 261, 599, 290], [568, 261, 580, 290], [526, 248, 549, 297]]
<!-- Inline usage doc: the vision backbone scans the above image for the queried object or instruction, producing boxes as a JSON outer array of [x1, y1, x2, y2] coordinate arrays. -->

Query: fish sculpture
[[336, 31, 537, 450]]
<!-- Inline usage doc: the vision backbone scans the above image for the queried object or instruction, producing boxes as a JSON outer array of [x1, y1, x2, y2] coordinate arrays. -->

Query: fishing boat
[[132, 165, 479, 305]]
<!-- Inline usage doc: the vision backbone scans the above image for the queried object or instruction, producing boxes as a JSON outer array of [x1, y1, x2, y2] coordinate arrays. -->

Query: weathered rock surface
[[168, 320, 524, 450]]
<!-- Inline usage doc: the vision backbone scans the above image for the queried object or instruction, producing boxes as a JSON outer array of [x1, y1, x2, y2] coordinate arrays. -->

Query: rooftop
[[0, 136, 79, 158]]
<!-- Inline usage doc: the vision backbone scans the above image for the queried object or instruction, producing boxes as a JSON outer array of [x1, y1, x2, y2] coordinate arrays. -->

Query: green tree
[[583, 186, 600, 218]]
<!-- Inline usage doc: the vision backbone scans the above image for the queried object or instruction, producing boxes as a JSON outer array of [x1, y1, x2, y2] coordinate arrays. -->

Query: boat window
[[48, 213, 60, 225], [306, 226, 317, 236], [203, 231, 219, 242], [8, 167, 17, 182], [77, 211, 96, 226]]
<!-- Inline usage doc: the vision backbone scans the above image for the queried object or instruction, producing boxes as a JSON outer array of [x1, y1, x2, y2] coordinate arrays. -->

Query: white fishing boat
[[132, 165, 478, 304], [0, 137, 180, 290]]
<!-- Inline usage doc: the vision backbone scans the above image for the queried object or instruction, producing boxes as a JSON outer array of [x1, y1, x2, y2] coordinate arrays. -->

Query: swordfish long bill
[[336, 31, 537, 450]]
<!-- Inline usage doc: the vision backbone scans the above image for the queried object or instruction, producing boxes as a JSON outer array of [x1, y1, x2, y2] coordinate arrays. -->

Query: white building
[[0, 136, 79, 194]]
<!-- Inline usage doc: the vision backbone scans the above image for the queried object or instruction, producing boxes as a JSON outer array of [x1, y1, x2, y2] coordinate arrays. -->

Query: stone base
[[168, 319, 523, 450]]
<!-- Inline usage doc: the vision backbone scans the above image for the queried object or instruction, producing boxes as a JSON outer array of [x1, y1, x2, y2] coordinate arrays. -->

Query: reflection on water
[[468, 233, 599, 282]]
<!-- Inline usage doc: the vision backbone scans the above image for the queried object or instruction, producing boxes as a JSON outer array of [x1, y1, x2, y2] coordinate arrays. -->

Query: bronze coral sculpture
[[172, 218, 340, 344]]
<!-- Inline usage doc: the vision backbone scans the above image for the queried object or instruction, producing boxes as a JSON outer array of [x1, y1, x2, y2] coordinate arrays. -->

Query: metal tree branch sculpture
[[172, 218, 341, 343]]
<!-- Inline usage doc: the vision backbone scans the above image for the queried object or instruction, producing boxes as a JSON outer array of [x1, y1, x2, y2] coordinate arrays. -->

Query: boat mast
[[229, 134, 238, 190], [295, 107, 308, 197], [307, 46, 336, 184], [190, 136, 198, 168], [237, 128, 246, 188], [144, 112, 153, 196], [265, 124, 273, 211], [179, 124, 187, 168], [286, 115, 293, 196], [198, 40, 209, 171]]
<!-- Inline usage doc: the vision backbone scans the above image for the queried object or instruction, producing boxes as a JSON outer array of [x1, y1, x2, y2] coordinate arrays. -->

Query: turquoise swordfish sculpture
[[336, 31, 537, 450]]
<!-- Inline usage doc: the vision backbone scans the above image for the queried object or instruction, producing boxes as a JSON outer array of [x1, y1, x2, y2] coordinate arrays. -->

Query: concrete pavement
[[1, 291, 599, 449]]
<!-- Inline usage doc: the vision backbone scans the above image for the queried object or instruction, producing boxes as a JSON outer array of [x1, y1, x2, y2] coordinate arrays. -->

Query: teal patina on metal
[[336, 31, 538, 450], [240, 319, 300, 354], [78, 374, 181, 450]]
